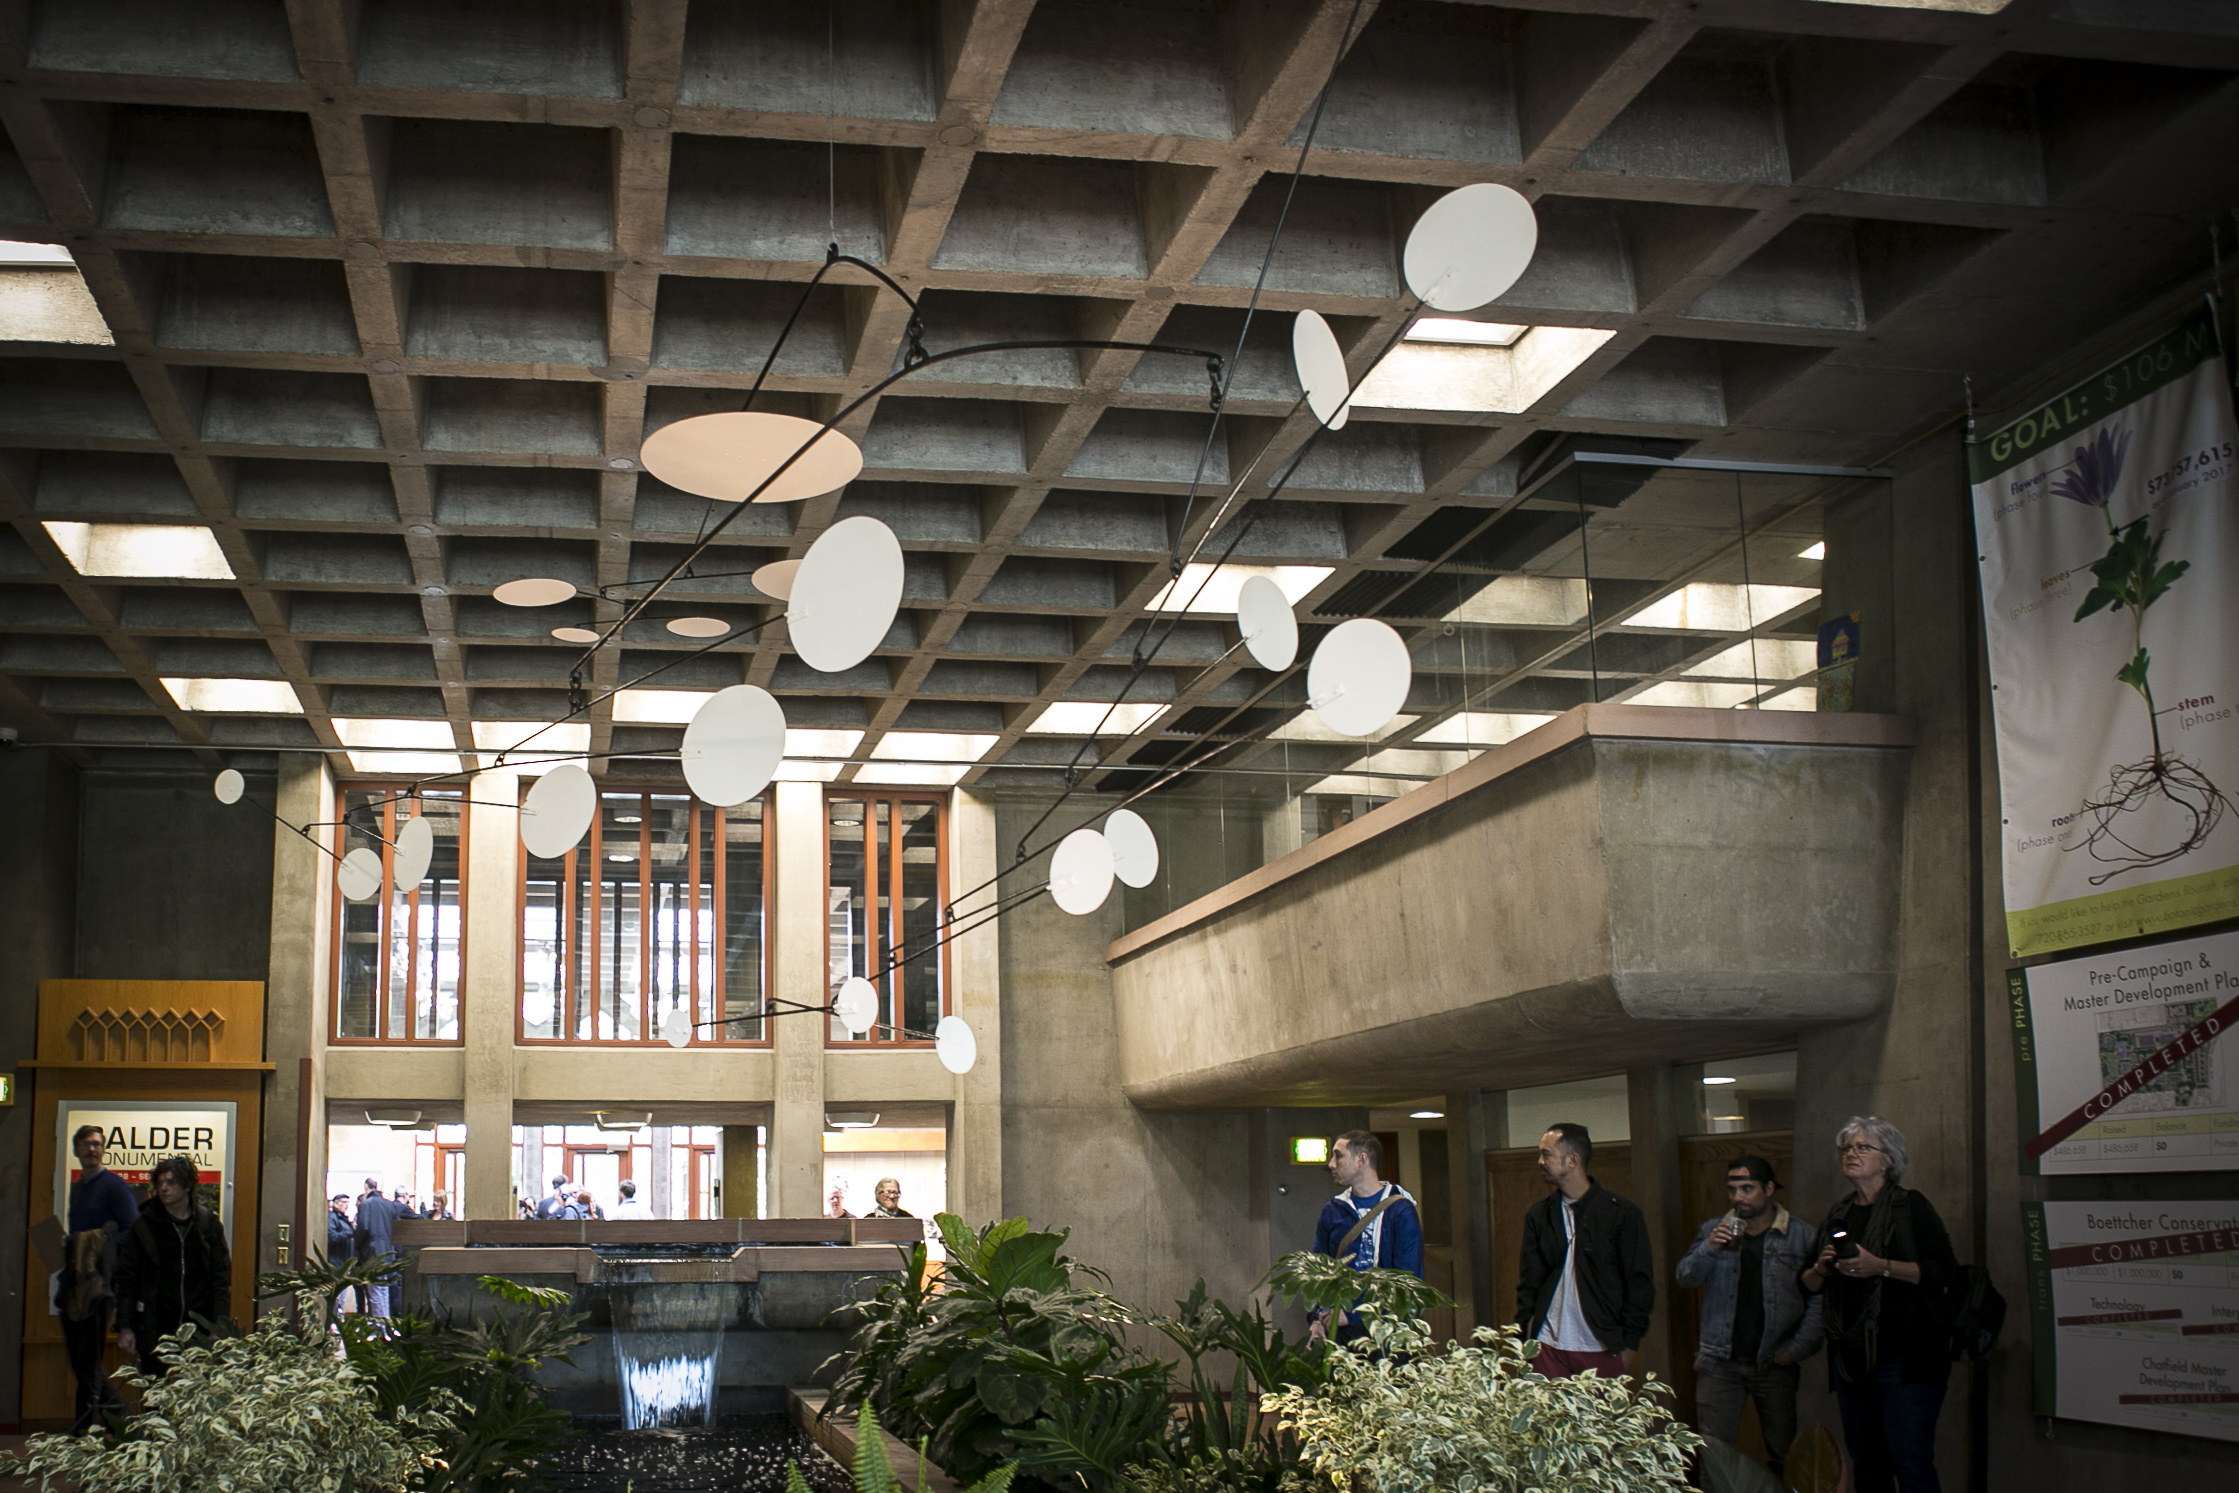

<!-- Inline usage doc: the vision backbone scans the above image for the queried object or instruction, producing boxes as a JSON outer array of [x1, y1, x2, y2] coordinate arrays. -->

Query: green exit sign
[[1289, 1136, 1328, 1166], [0, 1072, 15, 1106]]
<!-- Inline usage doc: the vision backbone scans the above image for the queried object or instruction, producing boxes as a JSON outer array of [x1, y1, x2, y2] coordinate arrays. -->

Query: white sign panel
[[57, 1100, 237, 1238]]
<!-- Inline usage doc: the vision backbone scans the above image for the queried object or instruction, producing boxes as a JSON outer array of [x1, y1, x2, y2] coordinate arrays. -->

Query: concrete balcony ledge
[[1109, 705, 1914, 1107]]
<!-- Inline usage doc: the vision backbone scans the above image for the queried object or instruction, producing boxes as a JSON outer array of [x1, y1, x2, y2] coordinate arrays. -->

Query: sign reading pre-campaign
[[2025, 1199, 2239, 1442], [57, 1099, 237, 1236], [2011, 929, 2239, 1174], [1969, 307, 2239, 958]]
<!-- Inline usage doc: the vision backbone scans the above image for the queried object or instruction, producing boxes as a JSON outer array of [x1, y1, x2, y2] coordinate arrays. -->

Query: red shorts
[[1534, 1344, 1627, 1379]]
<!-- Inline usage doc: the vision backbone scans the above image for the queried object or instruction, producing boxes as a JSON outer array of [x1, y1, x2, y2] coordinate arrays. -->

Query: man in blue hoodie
[[62, 1124, 139, 1431], [1309, 1130, 1423, 1345]]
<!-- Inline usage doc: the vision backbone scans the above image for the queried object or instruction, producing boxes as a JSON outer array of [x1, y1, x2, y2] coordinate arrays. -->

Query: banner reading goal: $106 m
[[1970, 307, 2239, 958]]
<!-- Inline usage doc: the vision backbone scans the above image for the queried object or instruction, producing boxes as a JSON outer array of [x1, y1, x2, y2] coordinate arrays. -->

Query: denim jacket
[[1674, 1205, 1825, 1370]]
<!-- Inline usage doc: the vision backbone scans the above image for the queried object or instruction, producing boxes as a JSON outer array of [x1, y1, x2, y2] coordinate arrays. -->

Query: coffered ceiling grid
[[1, 0, 2235, 797]]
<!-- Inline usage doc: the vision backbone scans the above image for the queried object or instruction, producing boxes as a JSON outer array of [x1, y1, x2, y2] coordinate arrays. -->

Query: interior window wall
[[823, 1123, 946, 1222], [509, 1123, 728, 1219], [825, 793, 947, 1046], [332, 787, 466, 1043], [519, 790, 768, 1044]]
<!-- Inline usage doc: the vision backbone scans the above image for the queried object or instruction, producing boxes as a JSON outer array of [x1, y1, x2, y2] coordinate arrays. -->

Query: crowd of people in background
[[1311, 1115, 1964, 1493]]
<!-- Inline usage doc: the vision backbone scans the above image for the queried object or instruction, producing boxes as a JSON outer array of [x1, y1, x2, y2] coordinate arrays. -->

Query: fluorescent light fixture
[[785, 728, 863, 757], [826, 1110, 880, 1129], [1023, 702, 1164, 736], [1146, 563, 1331, 615], [1406, 317, 1528, 347], [612, 688, 711, 724], [161, 677, 303, 714], [1798, 542, 1826, 560], [1413, 711, 1555, 748], [0, 240, 73, 265], [44, 522, 233, 580], [595, 1111, 650, 1131], [1683, 639, 1818, 681], [775, 760, 844, 782], [1626, 583, 1820, 631], [1443, 576, 1589, 627], [1702, 1075, 1738, 1086], [870, 731, 998, 762], [472, 720, 590, 773], [854, 762, 970, 786], [364, 1108, 423, 1127], [1409, 1109, 1444, 1119]]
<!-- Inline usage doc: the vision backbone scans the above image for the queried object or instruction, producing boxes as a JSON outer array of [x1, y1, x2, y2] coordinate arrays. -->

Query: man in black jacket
[[1516, 1122, 1655, 1378], [114, 1155, 231, 1376]]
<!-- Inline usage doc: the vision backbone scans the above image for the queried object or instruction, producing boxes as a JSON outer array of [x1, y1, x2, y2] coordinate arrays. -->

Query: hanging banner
[[56, 1099, 237, 1237], [2009, 929, 2239, 1173], [1969, 307, 2239, 958], [2024, 1199, 2239, 1442]]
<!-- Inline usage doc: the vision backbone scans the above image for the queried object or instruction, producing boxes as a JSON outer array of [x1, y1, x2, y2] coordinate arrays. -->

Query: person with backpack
[[1799, 1116, 1959, 1493]]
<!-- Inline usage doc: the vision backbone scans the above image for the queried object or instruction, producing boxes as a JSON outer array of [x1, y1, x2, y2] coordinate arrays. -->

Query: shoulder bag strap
[[1334, 1192, 1401, 1258]]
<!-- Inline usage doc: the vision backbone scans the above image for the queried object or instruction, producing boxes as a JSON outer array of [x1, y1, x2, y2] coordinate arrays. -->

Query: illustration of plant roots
[[2057, 423, 2232, 884]]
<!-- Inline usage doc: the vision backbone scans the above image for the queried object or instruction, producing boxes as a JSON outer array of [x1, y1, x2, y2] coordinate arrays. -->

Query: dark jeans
[[1695, 1357, 1800, 1478], [1836, 1363, 1947, 1493], [61, 1299, 124, 1429]]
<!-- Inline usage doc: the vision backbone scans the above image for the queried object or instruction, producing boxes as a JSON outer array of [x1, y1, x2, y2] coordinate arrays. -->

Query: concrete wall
[[75, 768, 273, 980]]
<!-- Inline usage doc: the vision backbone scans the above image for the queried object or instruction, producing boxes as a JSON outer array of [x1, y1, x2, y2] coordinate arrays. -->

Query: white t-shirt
[[608, 1198, 651, 1219], [1538, 1195, 1606, 1352]]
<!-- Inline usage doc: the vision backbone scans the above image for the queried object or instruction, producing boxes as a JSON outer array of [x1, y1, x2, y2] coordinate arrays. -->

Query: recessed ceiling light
[[44, 522, 233, 580], [1146, 564, 1331, 616], [494, 577, 575, 607], [551, 626, 600, 644], [1409, 1109, 1444, 1119], [869, 731, 999, 762], [1798, 542, 1826, 560], [1024, 702, 1164, 736], [1405, 317, 1528, 347], [666, 616, 731, 638], [612, 688, 712, 724], [826, 1111, 880, 1128], [161, 678, 304, 714], [1702, 1075, 1738, 1086]]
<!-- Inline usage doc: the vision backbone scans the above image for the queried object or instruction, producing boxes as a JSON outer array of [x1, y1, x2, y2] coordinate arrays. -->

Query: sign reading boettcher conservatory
[[2011, 928, 2239, 1175], [1970, 307, 2239, 958]]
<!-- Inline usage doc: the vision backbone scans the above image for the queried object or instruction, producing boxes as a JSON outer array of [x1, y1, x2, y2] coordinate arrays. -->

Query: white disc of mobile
[[1236, 573, 1299, 671], [551, 625, 600, 644], [520, 763, 597, 858], [681, 685, 786, 807], [336, 847, 383, 903], [494, 577, 575, 607], [789, 516, 904, 673], [752, 559, 801, 601], [1291, 310, 1351, 430], [1403, 183, 1538, 313], [1104, 808, 1160, 889], [935, 1015, 977, 1075], [640, 412, 864, 504], [833, 976, 879, 1036], [393, 814, 435, 887], [662, 1007, 695, 1049], [1048, 827, 1115, 915], [667, 616, 730, 638], [1308, 618, 1413, 738], [212, 768, 245, 805]]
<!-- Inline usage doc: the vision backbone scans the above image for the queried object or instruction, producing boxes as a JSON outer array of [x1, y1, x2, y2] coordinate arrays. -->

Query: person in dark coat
[[62, 1124, 139, 1430], [353, 1180, 409, 1317], [1516, 1122, 1656, 1378], [114, 1155, 231, 1376]]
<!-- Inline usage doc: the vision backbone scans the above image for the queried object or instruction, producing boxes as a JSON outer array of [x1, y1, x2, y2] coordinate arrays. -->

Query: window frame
[[327, 783, 470, 1047], [823, 789, 950, 1049], [514, 784, 774, 1047]]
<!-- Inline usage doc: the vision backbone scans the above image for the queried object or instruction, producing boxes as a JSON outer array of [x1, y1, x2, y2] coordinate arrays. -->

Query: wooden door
[[1485, 1142, 1632, 1332]]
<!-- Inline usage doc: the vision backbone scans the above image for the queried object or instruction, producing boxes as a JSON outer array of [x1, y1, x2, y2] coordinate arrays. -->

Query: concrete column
[[947, 791, 1002, 1227], [261, 756, 332, 1285], [462, 770, 521, 1219], [770, 781, 827, 1216], [1625, 1063, 1694, 1387], [1445, 1088, 1500, 1329], [722, 1125, 761, 1218], [648, 1125, 673, 1217]]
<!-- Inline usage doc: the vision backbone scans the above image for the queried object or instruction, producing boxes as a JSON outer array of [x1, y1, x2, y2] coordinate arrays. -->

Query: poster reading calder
[[1970, 307, 2239, 958]]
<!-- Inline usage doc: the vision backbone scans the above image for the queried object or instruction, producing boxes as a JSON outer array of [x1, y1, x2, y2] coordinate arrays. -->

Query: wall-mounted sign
[[0, 1072, 14, 1105], [1969, 306, 2239, 957], [2010, 929, 2239, 1174], [2024, 1199, 2239, 1442], [1290, 1137, 1330, 1166], [57, 1099, 238, 1237]]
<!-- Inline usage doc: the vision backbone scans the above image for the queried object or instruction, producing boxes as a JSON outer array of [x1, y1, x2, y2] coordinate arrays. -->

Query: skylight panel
[[0, 242, 115, 346], [162, 678, 304, 714], [1023, 702, 1164, 735], [1406, 318, 1527, 347], [854, 762, 971, 786], [44, 522, 233, 580], [785, 728, 864, 758], [472, 720, 590, 772], [1625, 584, 1820, 631], [1146, 564, 1331, 615], [869, 731, 999, 762], [1412, 711, 1556, 747], [611, 688, 712, 724]]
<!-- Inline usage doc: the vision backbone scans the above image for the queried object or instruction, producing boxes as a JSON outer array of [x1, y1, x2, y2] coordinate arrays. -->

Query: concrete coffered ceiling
[[1, 0, 2235, 792]]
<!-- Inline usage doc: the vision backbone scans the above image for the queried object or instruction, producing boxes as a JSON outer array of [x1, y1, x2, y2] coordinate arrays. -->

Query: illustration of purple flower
[[2050, 424, 2130, 508]]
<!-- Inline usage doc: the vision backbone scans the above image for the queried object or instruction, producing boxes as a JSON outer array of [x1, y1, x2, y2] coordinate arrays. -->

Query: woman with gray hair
[[1798, 1116, 1958, 1493]]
